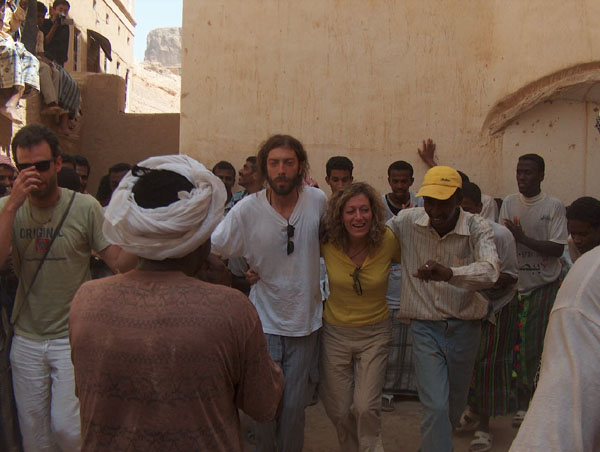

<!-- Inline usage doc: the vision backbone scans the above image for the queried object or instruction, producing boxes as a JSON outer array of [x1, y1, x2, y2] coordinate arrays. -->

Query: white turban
[[103, 154, 226, 260]]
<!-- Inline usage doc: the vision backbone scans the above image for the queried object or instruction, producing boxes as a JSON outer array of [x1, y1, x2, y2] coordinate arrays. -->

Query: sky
[[133, 0, 183, 62]]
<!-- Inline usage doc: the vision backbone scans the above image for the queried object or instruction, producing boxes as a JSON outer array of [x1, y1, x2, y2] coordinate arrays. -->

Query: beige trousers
[[38, 60, 59, 105], [320, 318, 391, 452]]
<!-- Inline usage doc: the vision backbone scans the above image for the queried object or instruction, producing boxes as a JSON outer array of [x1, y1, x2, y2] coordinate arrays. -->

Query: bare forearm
[[495, 272, 518, 289], [1, 169, 42, 265], [449, 261, 499, 290], [231, 274, 251, 294], [519, 236, 564, 258], [0, 203, 18, 267], [98, 245, 137, 274], [45, 24, 58, 45], [116, 250, 138, 273]]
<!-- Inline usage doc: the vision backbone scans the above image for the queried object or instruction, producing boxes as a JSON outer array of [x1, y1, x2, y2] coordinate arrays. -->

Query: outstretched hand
[[417, 138, 437, 168], [413, 260, 453, 282]]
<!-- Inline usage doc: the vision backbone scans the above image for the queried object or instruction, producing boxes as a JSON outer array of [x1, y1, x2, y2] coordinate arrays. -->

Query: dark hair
[[462, 181, 482, 205], [96, 174, 111, 206], [212, 160, 235, 175], [132, 168, 194, 209], [566, 196, 600, 228], [326, 156, 354, 177], [257, 134, 309, 182], [57, 167, 81, 192], [246, 156, 257, 165], [495, 197, 503, 212], [61, 153, 75, 166], [519, 154, 545, 174], [37, 1, 48, 14], [74, 155, 89, 168], [109, 162, 131, 174], [457, 171, 470, 184], [11, 124, 61, 164], [387, 161, 414, 178], [0, 184, 7, 197], [52, 0, 70, 9]]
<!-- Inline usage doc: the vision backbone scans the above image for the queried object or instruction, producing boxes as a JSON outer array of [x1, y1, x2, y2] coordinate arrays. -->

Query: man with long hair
[[212, 134, 327, 452]]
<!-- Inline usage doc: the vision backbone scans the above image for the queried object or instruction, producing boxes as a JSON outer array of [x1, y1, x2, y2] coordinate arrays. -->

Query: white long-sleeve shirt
[[211, 186, 327, 337]]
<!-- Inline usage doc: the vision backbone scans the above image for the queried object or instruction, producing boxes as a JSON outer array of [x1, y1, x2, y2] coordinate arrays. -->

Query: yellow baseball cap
[[416, 166, 462, 200]]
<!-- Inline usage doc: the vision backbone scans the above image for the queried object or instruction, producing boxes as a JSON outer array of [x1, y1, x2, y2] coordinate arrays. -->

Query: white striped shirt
[[387, 208, 499, 320]]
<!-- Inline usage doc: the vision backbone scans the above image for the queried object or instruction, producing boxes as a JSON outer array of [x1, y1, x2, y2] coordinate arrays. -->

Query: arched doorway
[[483, 63, 600, 203]]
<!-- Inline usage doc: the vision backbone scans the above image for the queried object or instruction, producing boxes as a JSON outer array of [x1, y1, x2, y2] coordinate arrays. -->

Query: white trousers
[[10, 335, 81, 452]]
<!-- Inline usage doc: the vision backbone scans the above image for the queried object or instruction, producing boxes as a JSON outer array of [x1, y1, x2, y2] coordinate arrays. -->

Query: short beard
[[30, 175, 58, 200], [267, 173, 302, 196]]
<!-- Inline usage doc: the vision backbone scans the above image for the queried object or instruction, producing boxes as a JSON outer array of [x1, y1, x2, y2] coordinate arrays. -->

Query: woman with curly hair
[[320, 182, 401, 452]]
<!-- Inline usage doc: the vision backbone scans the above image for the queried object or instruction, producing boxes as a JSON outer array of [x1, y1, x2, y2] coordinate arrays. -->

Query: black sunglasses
[[16, 159, 54, 172], [350, 267, 363, 296], [287, 223, 295, 255]]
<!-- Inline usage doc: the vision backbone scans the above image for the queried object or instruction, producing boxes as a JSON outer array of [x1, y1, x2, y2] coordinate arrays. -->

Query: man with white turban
[[69, 155, 284, 452]]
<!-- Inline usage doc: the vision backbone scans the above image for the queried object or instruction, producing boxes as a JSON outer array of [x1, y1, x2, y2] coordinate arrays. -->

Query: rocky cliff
[[130, 61, 180, 113], [144, 27, 182, 67]]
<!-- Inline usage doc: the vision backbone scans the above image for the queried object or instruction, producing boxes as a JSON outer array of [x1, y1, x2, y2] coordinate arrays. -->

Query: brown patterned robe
[[69, 270, 283, 452]]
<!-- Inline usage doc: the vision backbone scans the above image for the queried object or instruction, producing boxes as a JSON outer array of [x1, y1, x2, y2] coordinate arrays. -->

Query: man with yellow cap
[[387, 166, 499, 452]]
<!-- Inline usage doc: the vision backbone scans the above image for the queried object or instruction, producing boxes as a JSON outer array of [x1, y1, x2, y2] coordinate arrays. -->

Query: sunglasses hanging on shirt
[[287, 222, 295, 255], [350, 266, 363, 296]]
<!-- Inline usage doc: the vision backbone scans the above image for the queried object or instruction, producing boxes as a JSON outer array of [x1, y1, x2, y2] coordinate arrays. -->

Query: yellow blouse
[[321, 228, 401, 327]]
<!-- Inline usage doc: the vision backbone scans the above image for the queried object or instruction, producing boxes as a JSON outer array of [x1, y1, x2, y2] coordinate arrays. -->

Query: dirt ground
[[246, 396, 519, 452]]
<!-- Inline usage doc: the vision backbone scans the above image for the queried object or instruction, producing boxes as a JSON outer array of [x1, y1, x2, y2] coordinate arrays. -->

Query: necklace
[[388, 193, 411, 210], [347, 245, 368, 259], [29, 205, 53, 224], [27, 190, 62, 224]]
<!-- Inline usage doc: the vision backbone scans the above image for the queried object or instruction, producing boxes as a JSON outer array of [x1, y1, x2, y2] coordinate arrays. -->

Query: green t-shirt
[[0, 188, 110, 339]]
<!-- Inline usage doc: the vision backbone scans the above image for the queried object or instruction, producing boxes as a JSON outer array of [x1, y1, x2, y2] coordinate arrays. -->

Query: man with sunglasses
[[212, 134, 327, 452], [0, 124, 136, 452], [387, 166, 499, 452]]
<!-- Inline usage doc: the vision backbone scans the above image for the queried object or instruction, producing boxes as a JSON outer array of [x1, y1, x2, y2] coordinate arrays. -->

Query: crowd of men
[[0, 123, 599, 452], [1, 0, 81, 134]]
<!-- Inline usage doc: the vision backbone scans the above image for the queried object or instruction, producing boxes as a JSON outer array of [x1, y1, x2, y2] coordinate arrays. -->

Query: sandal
[[512, 410, 527, 427], [456, 407, 480, 432], [469, 431, 492, 452], [381, 395, 395, 412]]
